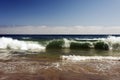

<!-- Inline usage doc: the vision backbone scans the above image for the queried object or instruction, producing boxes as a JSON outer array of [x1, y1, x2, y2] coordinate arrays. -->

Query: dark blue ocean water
[[0, 34, 119, 40]]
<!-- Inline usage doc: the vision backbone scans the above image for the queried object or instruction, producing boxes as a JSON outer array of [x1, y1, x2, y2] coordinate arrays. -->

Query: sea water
[[0, 34, 120, 80], [0, 34, 120, 60]]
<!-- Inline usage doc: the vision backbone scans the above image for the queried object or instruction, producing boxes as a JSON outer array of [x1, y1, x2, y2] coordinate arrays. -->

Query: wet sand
[[0, 59, 120, 80]]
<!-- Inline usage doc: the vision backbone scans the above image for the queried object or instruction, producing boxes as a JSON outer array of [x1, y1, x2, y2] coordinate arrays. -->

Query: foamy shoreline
[[62, 55, 120, 61]]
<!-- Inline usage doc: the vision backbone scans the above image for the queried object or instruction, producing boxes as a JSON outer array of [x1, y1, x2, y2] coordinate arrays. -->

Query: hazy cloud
[[0, 26, 120, 34]]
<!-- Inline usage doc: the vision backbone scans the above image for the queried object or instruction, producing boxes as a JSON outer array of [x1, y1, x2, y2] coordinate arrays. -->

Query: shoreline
[[0, 58, 119, 80]]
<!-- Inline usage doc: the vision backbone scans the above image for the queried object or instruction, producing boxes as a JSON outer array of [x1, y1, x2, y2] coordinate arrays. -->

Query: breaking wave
[[1, 36, 120, 51], [46, 36, 120, 50], [1, 36, 120, 61], [0, 37, 45, 52]]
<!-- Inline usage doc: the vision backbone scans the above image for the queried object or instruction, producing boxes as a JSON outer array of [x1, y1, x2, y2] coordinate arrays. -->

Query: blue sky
[[1, 0, 120, 34], [0, 0, 120, 26]]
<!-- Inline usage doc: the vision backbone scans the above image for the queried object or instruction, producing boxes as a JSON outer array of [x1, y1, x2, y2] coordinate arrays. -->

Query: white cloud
[[0, 26, 120, 34]]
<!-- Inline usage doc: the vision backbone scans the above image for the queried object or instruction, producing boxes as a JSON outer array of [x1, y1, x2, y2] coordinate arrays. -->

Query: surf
[[0, 37, 45, 52], [1, 36, 120, 51], [62, 55, 120, 61]]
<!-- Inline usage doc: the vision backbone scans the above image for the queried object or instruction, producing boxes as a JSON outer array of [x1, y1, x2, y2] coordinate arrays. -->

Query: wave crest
[[0, 37, 45, 52]]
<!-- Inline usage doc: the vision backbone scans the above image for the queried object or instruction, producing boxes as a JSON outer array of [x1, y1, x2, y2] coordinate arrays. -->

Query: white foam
[[0, 37, 45, 51], [63, 38, 70, 48], [0, 52, 11, 60], [104, 36, 120, 50], [105, 36, 120, 43], [62, 55, 120, 61], [22, 37, 31, 39]]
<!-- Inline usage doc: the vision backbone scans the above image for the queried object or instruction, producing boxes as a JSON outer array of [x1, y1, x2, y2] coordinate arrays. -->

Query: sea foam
[[62, 55, 120, 61], [1, 36, 120, 51], [104, 36, 120, 50], [0, 37, 45, 51]]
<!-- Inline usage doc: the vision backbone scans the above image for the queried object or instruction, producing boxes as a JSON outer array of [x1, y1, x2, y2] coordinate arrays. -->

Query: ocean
[[0, 34, 120, 80], [0, 34, 112, 39], [1, 34, 120, 59]]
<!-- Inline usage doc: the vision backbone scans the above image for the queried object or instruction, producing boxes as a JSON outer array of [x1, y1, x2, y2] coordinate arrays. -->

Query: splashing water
[[0, 37, 45, 51], [63, 38, 70, 48], [104, 36, 120, 50], [1, 36, 120, 51]]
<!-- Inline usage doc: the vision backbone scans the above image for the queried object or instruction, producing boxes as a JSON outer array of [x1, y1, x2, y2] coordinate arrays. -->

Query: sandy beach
[[0, 58, 119, 80]]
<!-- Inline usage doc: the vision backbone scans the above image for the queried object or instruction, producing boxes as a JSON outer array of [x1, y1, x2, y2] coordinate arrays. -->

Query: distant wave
[[22, 37, 31, 39]]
